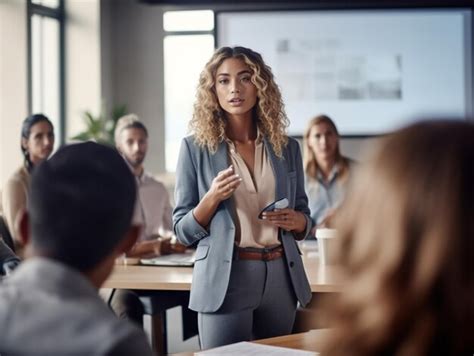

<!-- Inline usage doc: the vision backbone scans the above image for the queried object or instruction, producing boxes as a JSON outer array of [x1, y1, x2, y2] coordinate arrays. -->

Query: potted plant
[[71, 104, 127, 146]]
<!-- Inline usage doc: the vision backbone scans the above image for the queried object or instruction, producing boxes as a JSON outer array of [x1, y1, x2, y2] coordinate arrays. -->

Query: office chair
[[105, 288, 193, 355], [0, 238, 20, 276], [138, 291, 197, 355]]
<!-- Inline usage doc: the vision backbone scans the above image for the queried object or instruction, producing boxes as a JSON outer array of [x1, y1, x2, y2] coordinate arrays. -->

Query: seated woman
[[322, 120, 474, 355], [1, 114, 54, 255], [303, 115, 353, 231]]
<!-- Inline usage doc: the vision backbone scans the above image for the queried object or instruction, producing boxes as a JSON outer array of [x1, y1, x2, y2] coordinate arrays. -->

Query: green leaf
[[71, 133, 92, 141], [70, 104, 128, 145]]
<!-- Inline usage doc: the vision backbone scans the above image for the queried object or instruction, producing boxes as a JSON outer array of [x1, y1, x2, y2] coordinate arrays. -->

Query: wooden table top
[[170, 329, 331, 355], [104, 241, 342, 292], [254, 328, 329, 353]]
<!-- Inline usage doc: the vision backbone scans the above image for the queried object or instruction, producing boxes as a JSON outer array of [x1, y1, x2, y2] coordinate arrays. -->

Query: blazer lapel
[[210, 140, 229, 177], [263, 137, 287, 201], [209, 140, 233, 212]]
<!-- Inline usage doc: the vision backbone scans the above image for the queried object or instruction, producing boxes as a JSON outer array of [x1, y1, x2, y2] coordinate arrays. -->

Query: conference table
[[104, 241, 342, 293], [171, 328, 331, 355], [103, 241, 341, 355]]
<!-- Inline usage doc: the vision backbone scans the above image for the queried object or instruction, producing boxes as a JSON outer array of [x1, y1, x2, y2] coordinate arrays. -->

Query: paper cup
[[316, 228, 337, 265]]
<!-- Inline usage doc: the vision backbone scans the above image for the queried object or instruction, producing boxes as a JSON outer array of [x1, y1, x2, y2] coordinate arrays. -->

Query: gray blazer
[[173, 135, 312, 313]]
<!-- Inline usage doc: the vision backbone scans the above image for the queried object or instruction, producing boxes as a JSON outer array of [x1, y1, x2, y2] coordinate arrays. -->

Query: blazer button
[[289, 261, 294, 268]]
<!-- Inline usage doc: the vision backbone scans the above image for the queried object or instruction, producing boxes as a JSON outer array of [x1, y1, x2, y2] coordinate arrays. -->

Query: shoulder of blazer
[[281, 136, 302, 160], [183, 135, 215, 154], [286, 136, 301, 151], [183, 134, 197, 147], [181, 135, 202, 159]]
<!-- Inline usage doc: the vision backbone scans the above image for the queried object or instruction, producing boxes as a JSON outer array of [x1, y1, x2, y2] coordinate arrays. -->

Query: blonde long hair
[[323, 120, 474, 355], [303, 115, 350, 181], [189, 46, 288, 157]]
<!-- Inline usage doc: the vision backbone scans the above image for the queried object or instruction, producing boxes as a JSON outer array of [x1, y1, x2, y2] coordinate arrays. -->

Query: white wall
[[100, 2, 376, 175], [65, 0, 102, 139], [101, 0, 166, 173], [0, 0, 28, 188]]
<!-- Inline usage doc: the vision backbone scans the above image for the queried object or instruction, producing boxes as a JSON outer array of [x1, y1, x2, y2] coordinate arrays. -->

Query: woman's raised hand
[[192, 165, 242, 228], [209, 165, 242, 202]]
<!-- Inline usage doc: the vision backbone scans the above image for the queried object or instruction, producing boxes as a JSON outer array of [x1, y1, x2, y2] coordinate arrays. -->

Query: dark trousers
[[198, 256, 297, 349]]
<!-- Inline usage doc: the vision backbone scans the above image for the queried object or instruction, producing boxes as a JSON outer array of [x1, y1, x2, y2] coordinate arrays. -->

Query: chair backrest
[[0, 215, 15, 253]]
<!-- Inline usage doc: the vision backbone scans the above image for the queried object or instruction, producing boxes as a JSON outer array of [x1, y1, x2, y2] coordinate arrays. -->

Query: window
[[164, 10, 215, 172], [28, 0, 65, 146], [31, 0, 59, 8]]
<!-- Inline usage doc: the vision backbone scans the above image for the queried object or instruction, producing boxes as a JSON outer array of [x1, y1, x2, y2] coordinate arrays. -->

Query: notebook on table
[[140, 251, 195, 267]]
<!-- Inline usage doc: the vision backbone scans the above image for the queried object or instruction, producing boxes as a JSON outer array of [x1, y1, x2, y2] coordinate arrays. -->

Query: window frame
[[163, 10, 216, 172], [27, 0, 66, 144]]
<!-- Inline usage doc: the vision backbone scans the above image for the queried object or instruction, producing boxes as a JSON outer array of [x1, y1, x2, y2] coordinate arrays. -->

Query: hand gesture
[[208, 165, 242, 203], [261, 208, 307, 233]]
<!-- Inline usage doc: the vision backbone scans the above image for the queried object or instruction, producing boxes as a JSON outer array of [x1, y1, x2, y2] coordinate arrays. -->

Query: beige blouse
[[1, 166, 30, 253], [226, 135, 280, 248]]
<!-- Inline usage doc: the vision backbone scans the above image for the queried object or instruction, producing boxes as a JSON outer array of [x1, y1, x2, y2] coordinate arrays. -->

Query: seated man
[[109, 115, 196, 347], [0, 142, 153, 355], [114, 114, 183, 257]]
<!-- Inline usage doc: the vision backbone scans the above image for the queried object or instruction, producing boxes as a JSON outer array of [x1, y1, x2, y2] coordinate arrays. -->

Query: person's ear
[[117, 225, 141, 255], [16, 209, 30, 247]]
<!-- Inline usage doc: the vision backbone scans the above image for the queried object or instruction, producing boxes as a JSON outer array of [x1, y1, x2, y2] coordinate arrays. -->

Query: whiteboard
[[217, 9, 472, 136]]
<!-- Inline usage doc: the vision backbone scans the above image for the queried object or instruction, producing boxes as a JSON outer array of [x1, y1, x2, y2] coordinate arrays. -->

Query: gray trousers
[[198, 256, 297, 349]]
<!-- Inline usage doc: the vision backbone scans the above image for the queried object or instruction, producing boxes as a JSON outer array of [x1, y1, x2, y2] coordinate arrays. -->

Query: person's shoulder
[[344, 157, 358, 168], [64, 292, 150, 353], [0, 280, 22, 310], [283, 136, 303, 155], [182, 134, 196, 145], [283, 136, 300, 149], [5, 166, 28, 186], [182, 134, 212, 156], [3, 167, 29, 199], [287, 136, 299, 145]]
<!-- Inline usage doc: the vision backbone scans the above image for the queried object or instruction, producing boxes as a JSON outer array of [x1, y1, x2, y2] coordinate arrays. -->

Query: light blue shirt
[[0, 257, 153, 355], [305, 163, 351, 229]]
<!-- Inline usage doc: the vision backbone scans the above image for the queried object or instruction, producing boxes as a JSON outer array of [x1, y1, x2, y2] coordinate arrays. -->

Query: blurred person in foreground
[[322, 120, 474, 355], [0, 142, 153, 355]]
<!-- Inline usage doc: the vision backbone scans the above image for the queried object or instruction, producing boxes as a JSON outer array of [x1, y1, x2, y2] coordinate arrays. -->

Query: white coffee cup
[[315, 228, 337, 265]]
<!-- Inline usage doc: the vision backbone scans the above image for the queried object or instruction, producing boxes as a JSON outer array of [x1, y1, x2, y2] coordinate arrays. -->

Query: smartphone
[[258, 198, 289, 219]]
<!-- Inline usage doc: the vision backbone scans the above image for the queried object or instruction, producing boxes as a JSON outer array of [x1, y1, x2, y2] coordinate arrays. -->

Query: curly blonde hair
[[189, 46, 288, 157]]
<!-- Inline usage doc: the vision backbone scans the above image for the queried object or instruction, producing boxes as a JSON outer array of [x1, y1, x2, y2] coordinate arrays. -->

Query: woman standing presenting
[[173, 46, 312, 348], [2, 114, 55, 253], [303, 115, 353, 229]]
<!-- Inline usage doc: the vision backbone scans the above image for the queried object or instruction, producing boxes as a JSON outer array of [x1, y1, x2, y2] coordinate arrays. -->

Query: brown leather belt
[[236, 246, 284, 261]]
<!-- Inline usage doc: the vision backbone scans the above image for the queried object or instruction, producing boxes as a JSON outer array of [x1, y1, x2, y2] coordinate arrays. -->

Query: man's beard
[[127, 155, 145, 167]]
